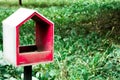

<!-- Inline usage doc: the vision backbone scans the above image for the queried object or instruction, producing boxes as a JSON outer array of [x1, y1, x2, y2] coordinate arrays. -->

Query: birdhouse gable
[[2, 8, 36, 27]]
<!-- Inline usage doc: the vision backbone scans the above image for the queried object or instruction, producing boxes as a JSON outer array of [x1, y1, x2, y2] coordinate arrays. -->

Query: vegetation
[[0, 0, 120, 80]]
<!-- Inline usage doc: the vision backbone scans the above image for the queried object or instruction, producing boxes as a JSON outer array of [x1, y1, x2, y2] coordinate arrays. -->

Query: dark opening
[[19, 45, 37, 53]]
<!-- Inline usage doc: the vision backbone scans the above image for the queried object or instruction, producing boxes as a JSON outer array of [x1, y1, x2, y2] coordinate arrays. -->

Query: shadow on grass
[[93, 2, 120, 43], [65, 1, 120, 44]]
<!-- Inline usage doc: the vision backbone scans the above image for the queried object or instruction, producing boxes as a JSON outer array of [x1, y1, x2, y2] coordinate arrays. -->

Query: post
[[19, 0, 22, 6], [24, 65, 32, 80]]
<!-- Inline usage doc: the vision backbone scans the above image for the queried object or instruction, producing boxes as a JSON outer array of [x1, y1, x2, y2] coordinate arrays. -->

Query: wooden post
[[24, 66, 32, 80], [19, 0, 22, 6]]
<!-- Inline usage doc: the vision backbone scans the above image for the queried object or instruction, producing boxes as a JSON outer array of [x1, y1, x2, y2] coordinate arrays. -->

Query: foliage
[[19, 19, 35, 45], [0, 0, 120, 80], [0, 0, 79, 8]]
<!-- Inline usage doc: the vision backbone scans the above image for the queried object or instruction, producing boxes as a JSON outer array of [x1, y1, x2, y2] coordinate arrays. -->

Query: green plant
[[0, 0, 120, 80]]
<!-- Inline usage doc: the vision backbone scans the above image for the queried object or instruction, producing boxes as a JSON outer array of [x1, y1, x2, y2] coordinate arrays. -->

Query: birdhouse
[[2, 8, 54, 67]]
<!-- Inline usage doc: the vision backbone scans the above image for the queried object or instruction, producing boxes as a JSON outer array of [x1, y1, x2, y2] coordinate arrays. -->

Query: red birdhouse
[[2, 8, 54, 67]]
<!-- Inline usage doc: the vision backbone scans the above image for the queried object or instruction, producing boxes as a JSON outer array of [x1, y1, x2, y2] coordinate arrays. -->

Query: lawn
[[0, 0, 120, 80]]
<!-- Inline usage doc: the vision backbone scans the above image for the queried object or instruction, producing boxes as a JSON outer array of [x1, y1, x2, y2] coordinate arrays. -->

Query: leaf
[[32, 76, 39, 80], [4, 74, 11, 78], [82, 68, 89, 80], [49, 70, 56, 77]]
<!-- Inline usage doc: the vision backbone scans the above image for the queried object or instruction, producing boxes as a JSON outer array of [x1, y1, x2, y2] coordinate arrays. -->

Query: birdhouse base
[[18, 50, 52, 66]]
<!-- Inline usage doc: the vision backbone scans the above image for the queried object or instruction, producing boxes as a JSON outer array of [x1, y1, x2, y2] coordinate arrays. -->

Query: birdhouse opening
[[19, 19, 35, 46], [19, 19, 36, 53], [19, 15, 52, 54]]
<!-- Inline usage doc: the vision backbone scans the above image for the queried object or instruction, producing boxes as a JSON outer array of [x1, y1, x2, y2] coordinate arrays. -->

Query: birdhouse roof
[[2, 8, 53, 27]]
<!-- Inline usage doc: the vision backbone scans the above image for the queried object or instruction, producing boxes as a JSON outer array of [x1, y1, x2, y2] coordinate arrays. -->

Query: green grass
[[0, 0, 120, 80], [0, 0, 79, 8]]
